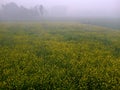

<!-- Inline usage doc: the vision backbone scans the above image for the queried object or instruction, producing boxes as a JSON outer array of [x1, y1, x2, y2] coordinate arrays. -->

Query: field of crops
[[0, 22, 120, 90]]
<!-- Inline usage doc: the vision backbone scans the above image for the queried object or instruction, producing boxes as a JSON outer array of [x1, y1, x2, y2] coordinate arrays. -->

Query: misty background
[[0, 0, 120, 28]]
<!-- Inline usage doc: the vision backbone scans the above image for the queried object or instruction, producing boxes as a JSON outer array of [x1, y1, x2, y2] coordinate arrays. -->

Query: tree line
[[0, 2, 45, 21]]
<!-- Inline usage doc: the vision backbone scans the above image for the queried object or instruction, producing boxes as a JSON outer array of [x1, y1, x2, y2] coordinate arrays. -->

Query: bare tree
[[39, 5, 44, 16]]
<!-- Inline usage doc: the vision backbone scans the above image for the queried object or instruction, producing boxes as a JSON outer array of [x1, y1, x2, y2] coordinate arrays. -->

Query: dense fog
[[0, 0, 119, 20]]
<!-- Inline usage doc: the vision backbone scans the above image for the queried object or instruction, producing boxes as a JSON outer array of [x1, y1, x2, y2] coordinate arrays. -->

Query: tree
[[0, 2, 46, 21], [39, 5, 44, 16]]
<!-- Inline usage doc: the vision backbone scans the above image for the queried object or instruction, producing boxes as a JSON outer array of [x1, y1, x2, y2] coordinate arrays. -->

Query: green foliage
[[0, 22, 120, 90]]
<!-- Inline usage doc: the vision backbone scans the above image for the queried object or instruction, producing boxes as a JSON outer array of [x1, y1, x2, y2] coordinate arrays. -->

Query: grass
[[0, 22, 120, 90]]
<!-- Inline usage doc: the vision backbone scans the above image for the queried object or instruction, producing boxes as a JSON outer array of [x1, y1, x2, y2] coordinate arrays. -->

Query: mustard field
[[0, 22, 120, 90]]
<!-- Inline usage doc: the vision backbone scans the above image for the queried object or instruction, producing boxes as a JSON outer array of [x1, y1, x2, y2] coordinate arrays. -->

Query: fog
[[0, 0, 119, 18]]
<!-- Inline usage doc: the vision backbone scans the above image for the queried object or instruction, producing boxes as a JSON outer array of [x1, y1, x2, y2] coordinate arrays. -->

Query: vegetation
[[0, 2, 45, 21], [0, 22, 120, 90]]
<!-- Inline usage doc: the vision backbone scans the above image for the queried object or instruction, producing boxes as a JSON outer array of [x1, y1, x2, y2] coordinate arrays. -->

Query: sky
[[0, 0, 119, 18]]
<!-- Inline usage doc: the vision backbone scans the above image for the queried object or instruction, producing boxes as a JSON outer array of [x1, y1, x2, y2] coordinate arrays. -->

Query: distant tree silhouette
[[39, 5, 44, 16], [0, 2, 45, 21]]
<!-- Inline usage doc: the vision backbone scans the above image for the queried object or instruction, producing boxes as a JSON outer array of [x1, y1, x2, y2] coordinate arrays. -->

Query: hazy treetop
[[0, 0, 120, 18]]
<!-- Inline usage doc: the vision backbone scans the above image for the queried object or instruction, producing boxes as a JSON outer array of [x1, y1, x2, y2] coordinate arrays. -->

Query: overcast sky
[[0, 0, 119, 18]]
